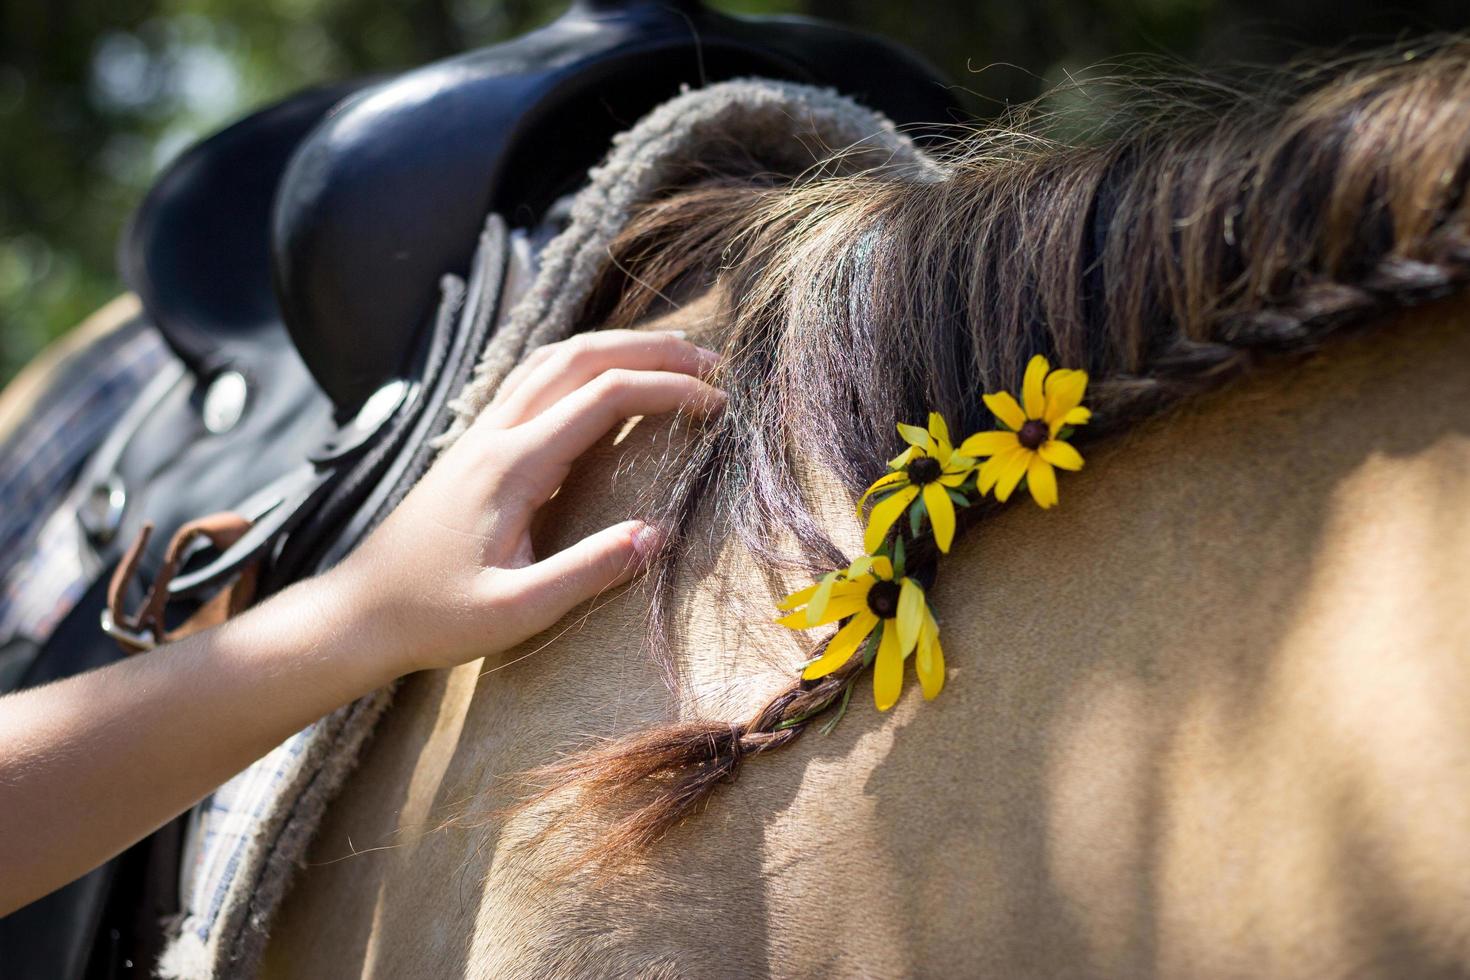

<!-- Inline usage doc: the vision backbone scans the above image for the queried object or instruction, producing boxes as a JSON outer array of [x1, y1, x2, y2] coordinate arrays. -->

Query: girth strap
[[104, 514, 260, 654]]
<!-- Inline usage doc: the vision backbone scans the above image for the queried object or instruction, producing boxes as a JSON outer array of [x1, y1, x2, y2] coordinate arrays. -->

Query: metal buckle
[[99, 608, 157, 652]]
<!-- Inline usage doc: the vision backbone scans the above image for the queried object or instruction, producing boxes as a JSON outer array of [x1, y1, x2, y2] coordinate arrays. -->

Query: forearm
[[0, 569, 399, 916]]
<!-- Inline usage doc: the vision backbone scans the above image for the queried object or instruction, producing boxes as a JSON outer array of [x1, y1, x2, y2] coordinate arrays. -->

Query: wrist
[[263, 564, 413, 692]]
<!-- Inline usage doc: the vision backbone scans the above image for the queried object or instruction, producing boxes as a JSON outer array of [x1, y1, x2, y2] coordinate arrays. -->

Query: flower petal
[[976, 452, 1001, 494], [958, 430, 1020, 458], [927, 412, 953, 457], [923, 482, 956, 553], [856, 471, 908, 517], [776, 609, 811, 629], [777, 593, 869, 629], [1022, 355, 1050, 419], [777, 581, 819, 611], [802, 612, 878, 680], [888, 445, 919, 469], [801, 577, 867, 624], [867, 555, 894, 580], [1044, 369, 1089, 428], [911, 617, 946, 702], [896, 422, 933, 452], [982, 391, 1026, 431], [1063, 406, 1092, 427], [873, 623, 904, 711], [1026, 455, 1058, 509], [897, 577, 924, 655], [829, 581, 870, 597], [863, 485, 919, 553], [943, 450, 976, 469], [994, 447, 1032, 502], [938, 471, 970, 487], [1038, 439, 1084, 471], [978, 445, 1022, 495], [805, 572, 838, 625]]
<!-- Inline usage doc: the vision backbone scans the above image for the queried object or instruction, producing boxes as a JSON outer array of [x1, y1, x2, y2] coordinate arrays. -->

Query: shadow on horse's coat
[[263, 42, 1470, 979]]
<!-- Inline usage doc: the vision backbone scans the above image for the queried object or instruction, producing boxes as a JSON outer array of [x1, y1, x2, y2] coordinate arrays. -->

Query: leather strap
[[105, 514, 259, 654]]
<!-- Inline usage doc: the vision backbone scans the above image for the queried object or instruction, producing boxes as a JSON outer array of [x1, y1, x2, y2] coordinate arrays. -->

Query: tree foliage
[[2, 0, 1467, 380]]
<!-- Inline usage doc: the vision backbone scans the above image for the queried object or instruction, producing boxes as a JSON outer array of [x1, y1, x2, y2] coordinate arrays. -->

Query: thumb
[[496, 520, 663, 636]]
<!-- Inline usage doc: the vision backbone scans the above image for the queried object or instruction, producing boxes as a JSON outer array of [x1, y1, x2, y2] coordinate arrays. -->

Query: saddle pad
[[0, 306, 170, 665], [156, 77, 938, 979]]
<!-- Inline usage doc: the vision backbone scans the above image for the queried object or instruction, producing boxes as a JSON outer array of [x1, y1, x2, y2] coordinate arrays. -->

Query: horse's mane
[[513, 38, 1470, 862]]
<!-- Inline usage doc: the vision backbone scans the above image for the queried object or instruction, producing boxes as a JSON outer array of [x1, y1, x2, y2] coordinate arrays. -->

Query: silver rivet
[[202, 370, 248, 434], [79, 474, 127, 546], [356, 379, 409, 432]]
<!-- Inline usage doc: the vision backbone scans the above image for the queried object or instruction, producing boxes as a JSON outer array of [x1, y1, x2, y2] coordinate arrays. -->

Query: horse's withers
[[263, 292, 1470, 979]]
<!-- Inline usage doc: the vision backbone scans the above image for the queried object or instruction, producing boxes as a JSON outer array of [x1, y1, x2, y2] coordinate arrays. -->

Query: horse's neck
[[630, 288, 1470, 720], [264, 292, 1470, 979]]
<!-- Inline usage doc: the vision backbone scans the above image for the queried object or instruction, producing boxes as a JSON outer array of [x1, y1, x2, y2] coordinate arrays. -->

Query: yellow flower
[[777, 555, 944, 710], [857, 412, 976, 554], [959, 355, 1091, 509]]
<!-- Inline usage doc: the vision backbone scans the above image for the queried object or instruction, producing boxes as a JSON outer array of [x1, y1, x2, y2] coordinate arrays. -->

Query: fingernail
[[631, 523, 664, 561], [700, 388, 729, 415], [664, 329, 688, 339]]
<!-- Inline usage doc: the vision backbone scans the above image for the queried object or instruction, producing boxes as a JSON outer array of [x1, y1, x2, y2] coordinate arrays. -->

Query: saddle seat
[[130, 0, 957, 417], [112, 0, 959, 594]]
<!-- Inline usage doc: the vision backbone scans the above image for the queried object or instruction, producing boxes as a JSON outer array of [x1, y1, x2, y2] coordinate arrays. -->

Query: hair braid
[[1089, 222, 1470, 430]]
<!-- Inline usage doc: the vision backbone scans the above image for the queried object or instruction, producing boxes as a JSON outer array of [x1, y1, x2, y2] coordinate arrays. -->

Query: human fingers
[[510, 368, 725, 485], [486, 341, 560, 413], [484, 331, 718, 429], [491, 329, 701, 410], [445, 368, 723, 516], [481, 519, 662, 641]]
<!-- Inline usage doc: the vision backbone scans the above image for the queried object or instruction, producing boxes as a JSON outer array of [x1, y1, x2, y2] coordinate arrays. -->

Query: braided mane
[[514, 39, 1470, 862]]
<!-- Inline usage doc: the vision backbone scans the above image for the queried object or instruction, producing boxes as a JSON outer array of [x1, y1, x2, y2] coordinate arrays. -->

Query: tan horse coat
[[262, 289, 1470, 978]]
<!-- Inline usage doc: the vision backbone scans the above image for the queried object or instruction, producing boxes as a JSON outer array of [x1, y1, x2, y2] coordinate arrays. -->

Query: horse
[[241, 41, 1470, 977]]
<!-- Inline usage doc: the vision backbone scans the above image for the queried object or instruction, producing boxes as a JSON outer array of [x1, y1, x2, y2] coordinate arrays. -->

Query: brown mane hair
[[514, 39, 1470, 862]]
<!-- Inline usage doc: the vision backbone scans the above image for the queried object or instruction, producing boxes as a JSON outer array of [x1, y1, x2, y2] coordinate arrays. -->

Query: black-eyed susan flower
[[959, 354, 1091, 509], [777, 554, 944, 710], [857, 412, 976, 554]]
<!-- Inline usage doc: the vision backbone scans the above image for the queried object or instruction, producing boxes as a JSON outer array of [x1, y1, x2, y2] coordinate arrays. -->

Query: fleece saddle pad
[[154, 78, 939, 979]]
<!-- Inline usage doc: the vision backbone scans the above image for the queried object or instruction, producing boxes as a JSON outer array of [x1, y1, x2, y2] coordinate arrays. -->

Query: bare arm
[[0, 330, 722, 917]]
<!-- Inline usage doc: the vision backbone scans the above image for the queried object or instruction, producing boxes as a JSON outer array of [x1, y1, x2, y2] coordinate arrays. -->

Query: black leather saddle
[[0, 2, 958, 975]]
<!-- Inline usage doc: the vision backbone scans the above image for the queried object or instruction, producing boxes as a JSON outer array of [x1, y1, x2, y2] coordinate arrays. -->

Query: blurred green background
[[3, 0, 1469, 382]]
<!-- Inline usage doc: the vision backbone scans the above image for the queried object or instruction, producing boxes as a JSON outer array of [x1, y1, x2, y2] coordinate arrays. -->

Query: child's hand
[[334, 330, 723, 674]]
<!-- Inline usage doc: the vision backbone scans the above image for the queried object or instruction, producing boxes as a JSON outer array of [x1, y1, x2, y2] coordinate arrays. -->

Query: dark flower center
[[867, 580, 902, 619], [1017, 419, 1050, 450], [906, 455, 942, 485]]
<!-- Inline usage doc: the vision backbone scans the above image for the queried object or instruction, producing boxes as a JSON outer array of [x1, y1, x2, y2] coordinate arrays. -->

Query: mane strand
[[503, 39, 1470, 865]]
